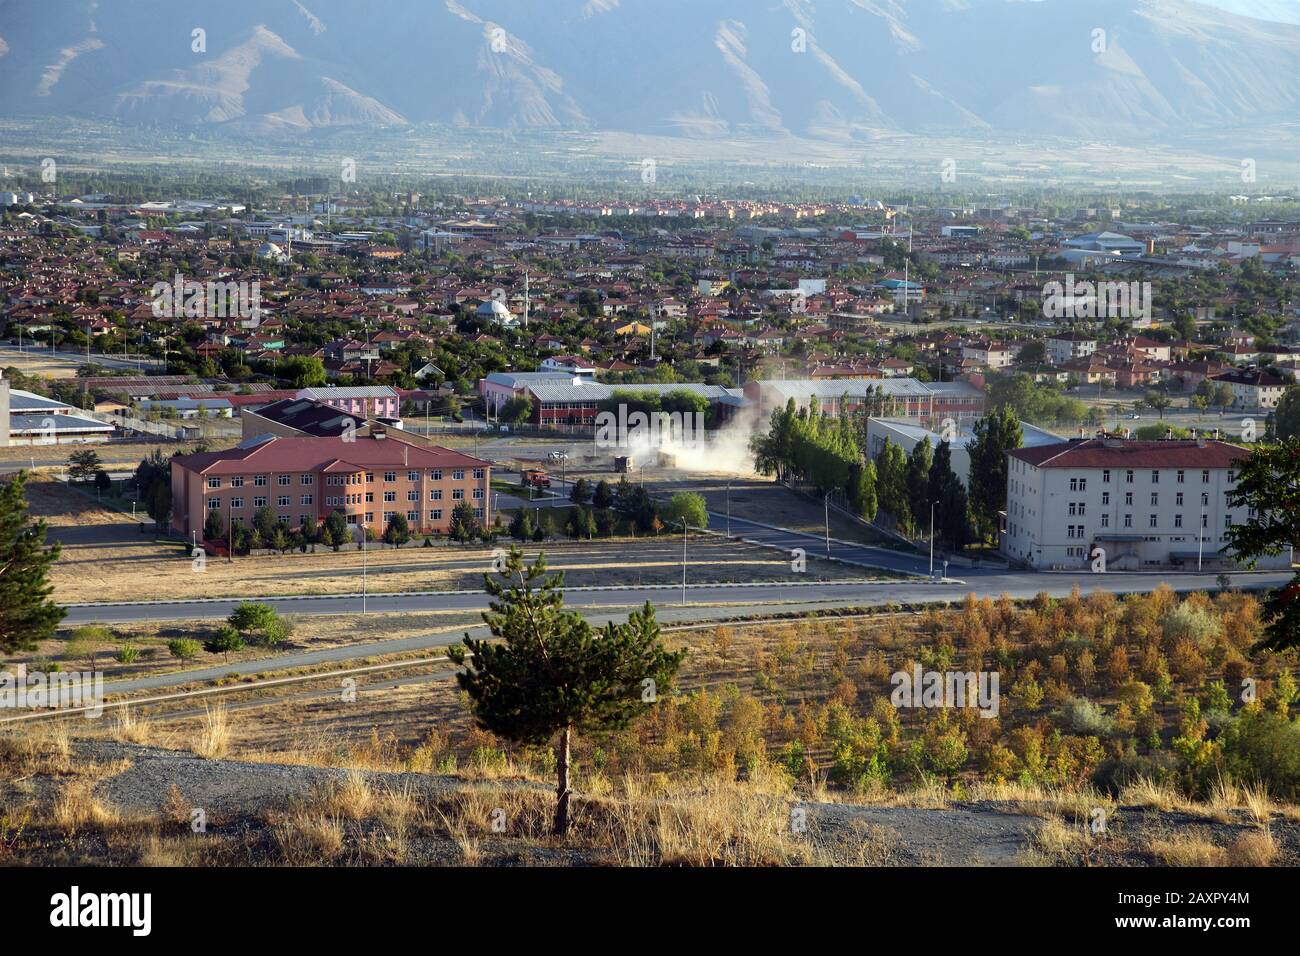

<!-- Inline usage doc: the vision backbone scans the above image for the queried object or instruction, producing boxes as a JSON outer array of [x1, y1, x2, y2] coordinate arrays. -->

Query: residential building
[[170, 432, 491, 540], [1001, 438, 1289, 571]]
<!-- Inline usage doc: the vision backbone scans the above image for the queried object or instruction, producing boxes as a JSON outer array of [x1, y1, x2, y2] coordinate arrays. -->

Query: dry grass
[[1120, 777, 1193, 813], [1149, 831, 1229, 866], [113, 707, 152, 746], [192, 704, 230, 760], [1230, 828, 1277, 866], [52, 778, 119, 832], [272, 808, 345, 864]]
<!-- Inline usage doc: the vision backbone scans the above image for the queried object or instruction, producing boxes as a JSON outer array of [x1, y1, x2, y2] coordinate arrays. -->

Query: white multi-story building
[[1046, 331, 1097, 366], [1001, 438, 1291, 571]]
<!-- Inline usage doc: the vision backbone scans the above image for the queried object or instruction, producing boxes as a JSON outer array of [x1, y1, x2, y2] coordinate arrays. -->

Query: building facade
[[297, 386, 400, 421], [170, 432, 491, 540], [1001, 438, 1289, 571]]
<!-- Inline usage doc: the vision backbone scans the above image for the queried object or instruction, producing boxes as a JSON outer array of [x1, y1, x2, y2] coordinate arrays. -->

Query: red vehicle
[[520, 468, 551, 490]]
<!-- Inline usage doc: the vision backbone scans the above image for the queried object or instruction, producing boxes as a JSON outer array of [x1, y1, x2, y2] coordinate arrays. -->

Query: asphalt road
[[63, 568, 1289, 627]]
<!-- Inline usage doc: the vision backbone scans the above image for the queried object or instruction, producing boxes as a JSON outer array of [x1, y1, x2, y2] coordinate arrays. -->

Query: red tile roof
[[1010, 438, 1248, 470], [174, 435, 489, 476]]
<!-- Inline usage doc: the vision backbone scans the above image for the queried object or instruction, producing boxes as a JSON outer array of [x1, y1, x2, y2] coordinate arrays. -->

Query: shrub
[[1063, 696, 1114, 736], [167, 639, 202, 662]]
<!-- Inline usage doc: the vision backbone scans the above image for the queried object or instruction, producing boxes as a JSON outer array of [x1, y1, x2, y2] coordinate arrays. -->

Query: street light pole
[[681, 520, 688, 605], [930, 500, 937, 578], [824, 492, 830, 555], [1198, 497, 1205, 572], [726, 479, 731, 538]]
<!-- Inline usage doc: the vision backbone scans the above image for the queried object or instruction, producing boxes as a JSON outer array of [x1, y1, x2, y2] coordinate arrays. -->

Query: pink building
[[170, 431, 490, 540], [297, 386, 401, 421]]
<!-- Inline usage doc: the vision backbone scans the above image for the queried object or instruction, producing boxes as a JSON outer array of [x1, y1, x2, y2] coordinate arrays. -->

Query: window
[[1124, 514, 1132, 528], [1103, 470, 1111, 484], [208, 498, 221, 510], [453, 469, 465, 481], [1225, 514, 1233, 528], [1175, 514, 1183, 528], [429, 509, 443, 521], [430, 489, 443, 501], [1177, 470, 1185, 484], [1125, 492, 1133, 506], [1228, 470, 1236, 483], [408, 471, 419, 482], [473, 487, 485, 500], [407, 490, 419, 502], [452, 489, 464, 500], [1202, 513, 1209, 528], [1201, 492, 1209, 507], [254, 475, 268, 487], [302, 474, 313, 485], [207, 477, 221, 489], [1176, 493, 1184, 506], [1150, 493, 1158, 506], [383, 491, 396, 502], [1149, 514, 1158, 528], [231, 476, 245, 488], [278, 496, 289, 507], [231, 497, 244, 509], [1125, 470, 1134, 484], [254, 496, 267, 508], [1202, 470, 1210, 484], [365, 473, 374, 483], [366, 493, 374, 503], [1102, 492, 1110, 505], [473, 468, 486, 480], [278, 475, 292, 486], [301, 495, 313, 506], [1151, 470, 1160, 484], [407, 510, 419, 523], [430, 470, 442, 481], [384, 471, 396, 483], [1100, 513, 1109, 527]]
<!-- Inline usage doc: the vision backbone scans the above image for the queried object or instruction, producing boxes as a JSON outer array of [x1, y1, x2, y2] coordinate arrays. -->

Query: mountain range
[[0, 0, 1295, 149]]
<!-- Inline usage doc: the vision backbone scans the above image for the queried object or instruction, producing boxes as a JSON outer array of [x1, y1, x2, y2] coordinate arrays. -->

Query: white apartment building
[[1046, 332, 1097, 366], [961, 340, 1016, 369], [1001, 438, 1291, 572], [1212, 371, 1287, 409]]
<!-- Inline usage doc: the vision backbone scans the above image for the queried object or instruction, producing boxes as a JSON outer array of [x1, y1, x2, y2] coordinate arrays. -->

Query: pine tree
[[905, 437, 933, 536], [569, 477, 592, 505], [0, 472, 66, 656], [929, 439, 970, 550], [966, 407, 1023, 543], [448, 547, 685, 835]]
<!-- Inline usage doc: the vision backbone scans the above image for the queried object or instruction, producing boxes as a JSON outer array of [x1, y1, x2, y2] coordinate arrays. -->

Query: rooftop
[[1009, 438, 1247, 470]]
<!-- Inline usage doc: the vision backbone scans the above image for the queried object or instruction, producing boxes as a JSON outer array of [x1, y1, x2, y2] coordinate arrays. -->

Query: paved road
[[64, 568, 1289, 628]]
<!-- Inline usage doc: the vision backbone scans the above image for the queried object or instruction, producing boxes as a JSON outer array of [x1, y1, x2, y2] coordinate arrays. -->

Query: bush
[[167, 639, 202, 662], [1063, 697, 1114, 736], [113, 645, 140, 665]]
